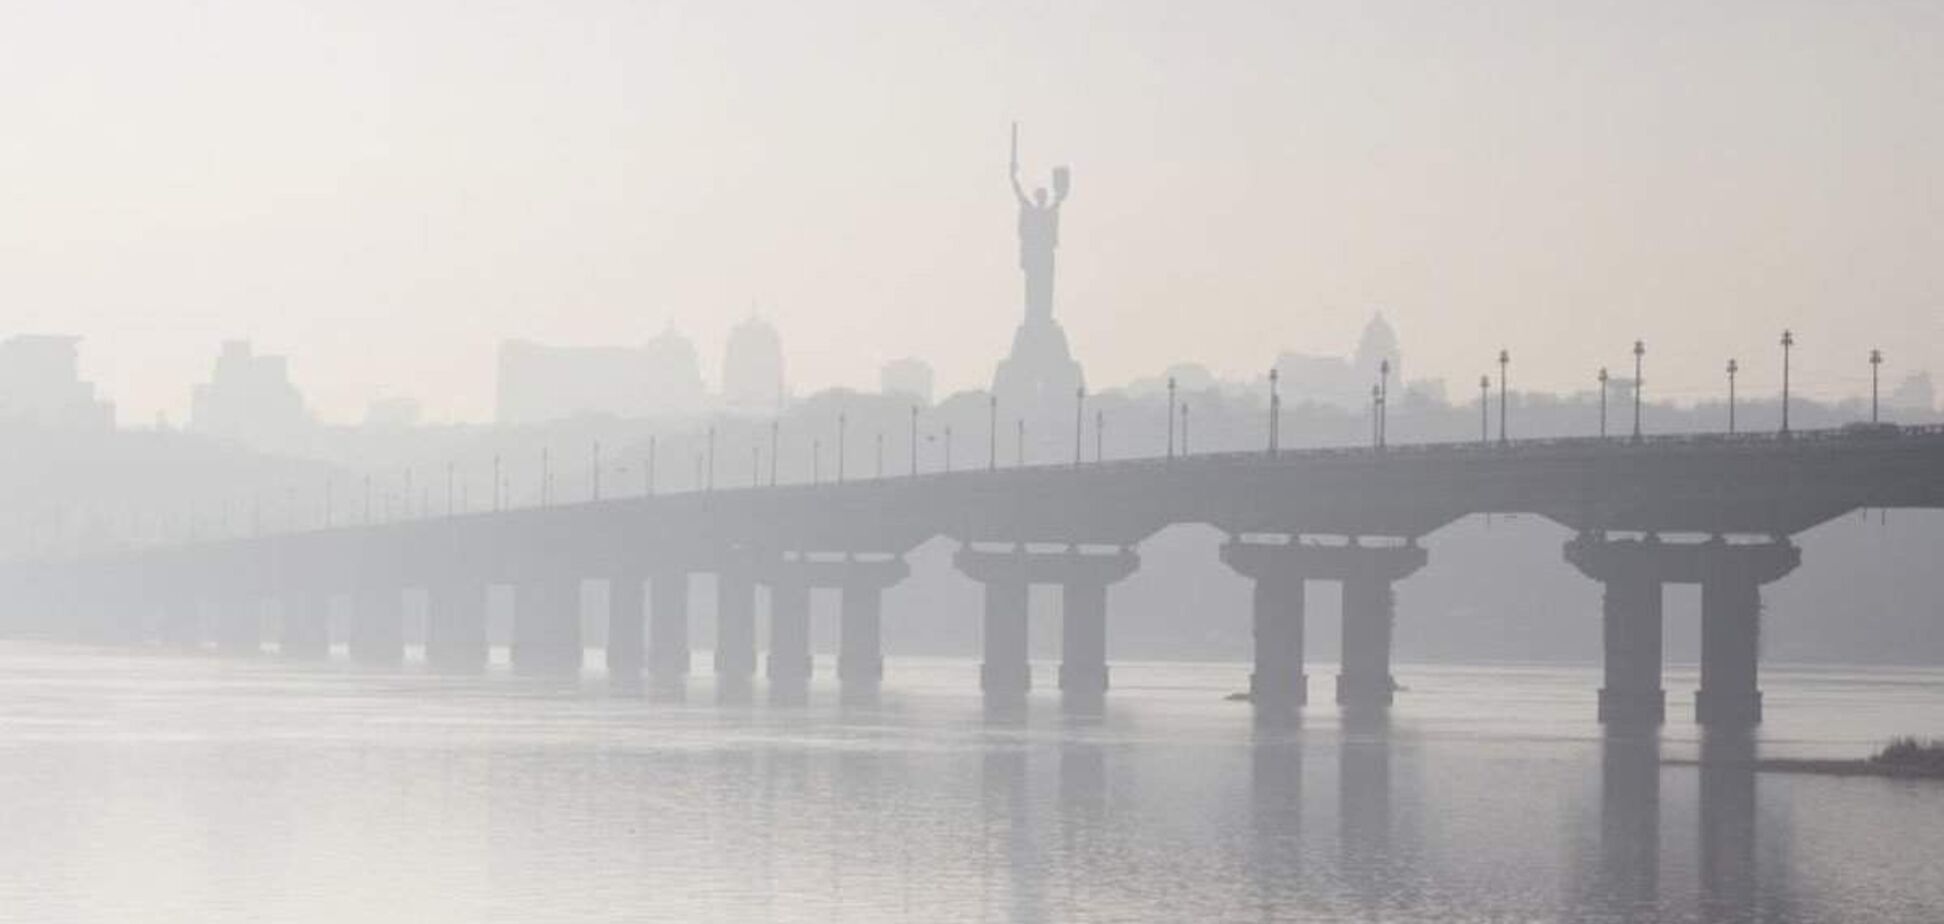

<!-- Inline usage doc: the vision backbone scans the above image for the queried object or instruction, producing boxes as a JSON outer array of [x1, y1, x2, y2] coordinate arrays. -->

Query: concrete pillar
[[606, 576, 646, 677], [1221, 541, 1309, 708], [279, 592, 331, 659], [838, 576, 885, 690], [980, 578, 1031, 698], [349, 586, 405, 667], [512, 580, 582, 675], [215, 594, 262, 655], [648, 571, 690, 678], [1600, 573, 1665, 725], [1057, 579, 1108, 697], [1336, 570, 1396, 708], [1697, 578, 1763, 726], [715, 569, 758, 682], [427, 583, 488, 672], [767, 576, 812, 687]]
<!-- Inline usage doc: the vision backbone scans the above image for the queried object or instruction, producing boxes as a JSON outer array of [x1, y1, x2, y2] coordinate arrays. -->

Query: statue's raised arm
[[1009, 123, 1029, 206]]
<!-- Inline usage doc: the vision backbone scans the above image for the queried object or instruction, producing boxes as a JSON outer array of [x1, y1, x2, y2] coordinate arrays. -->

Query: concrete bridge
[[5, 425, 1941, 725]]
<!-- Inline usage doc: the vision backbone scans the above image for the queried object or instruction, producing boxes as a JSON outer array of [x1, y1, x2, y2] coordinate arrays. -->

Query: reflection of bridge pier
[[1222, 537, 1426, 711], [1698, 729, 1760, 922], [1567, 535, 1798, 726], [954, 544, 1137, 708], [1592, 727, 1661, 914]]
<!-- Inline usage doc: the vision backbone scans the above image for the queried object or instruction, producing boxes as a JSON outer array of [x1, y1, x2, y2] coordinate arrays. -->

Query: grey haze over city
[[3, 2, 1943, 922]]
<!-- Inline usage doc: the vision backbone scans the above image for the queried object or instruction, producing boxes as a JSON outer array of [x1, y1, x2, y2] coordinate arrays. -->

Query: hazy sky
[[2, 0, 1939, 424]]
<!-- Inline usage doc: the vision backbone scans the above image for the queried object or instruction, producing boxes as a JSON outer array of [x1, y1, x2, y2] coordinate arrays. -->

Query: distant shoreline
[[1664, 758, 1944, 780]]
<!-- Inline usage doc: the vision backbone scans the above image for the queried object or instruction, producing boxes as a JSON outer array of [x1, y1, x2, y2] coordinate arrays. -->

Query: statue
[[1010, 123, 1070, 325], [991, 122, 1084, 415]]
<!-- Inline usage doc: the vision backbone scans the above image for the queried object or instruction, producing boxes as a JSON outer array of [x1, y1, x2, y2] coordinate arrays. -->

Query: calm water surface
[[1, 643, 1941, 923]]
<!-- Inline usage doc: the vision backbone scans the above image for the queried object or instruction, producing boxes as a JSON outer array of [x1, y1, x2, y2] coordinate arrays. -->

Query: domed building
[[721, 315, 784, 412], [1354, 312, 1402, 386]]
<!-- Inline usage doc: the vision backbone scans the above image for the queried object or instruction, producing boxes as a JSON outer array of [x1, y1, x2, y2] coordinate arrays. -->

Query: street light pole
[[1378, 358, 1390, 449], [1166, 376, 1177, 461], [1780, 329, 1795, 435], [1267, 368, 1280, 457], [1597, 367, 1609, 438], [1371, 384, 1381, 448], [1180, 404, 1190, 456], [1727, 359, 1739, 434], [1870, 348, 1883, 423], [1095, 410, 1104, 464], [1497, 349, 1509, 445], [1016, 418, 1025, 467], [1631, 340, 1645, 442]]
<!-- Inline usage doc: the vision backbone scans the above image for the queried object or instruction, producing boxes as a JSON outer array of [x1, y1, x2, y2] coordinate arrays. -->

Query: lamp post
[[1016, 418, 1025, 467], [1378, 358, 1390, 449], [1074, 385, 1085, 467], [1370, 385, 1381, 447], [1727, 359, 1739, 434], [1267, 367, 1280, 456], [1870, 348, 1883, 424], [1631, 340, 1645, 442], [945, 426, 954, 473], [1166, 376, 1177, 461], [1597, 367, 1609, 438], [1180, 403, 1190, 456], [1780, 329, 1794, 435], [1478, 375, 1490, 445], [1497, 349, 1510, 445], [988, 394, 998, 472], [1095, 410, 1104, 464]]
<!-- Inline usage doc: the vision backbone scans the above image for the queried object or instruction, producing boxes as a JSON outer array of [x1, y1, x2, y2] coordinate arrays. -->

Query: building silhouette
[[496, 325, 707, 424], [721, 315, 785, 413], [189, 340, 310, 447], [880, 357, 934, 406], [0, 335, 114, 429]]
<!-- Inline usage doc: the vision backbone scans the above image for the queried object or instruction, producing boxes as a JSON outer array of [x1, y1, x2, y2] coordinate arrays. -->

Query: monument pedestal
[[993, 317, 1083, 414]]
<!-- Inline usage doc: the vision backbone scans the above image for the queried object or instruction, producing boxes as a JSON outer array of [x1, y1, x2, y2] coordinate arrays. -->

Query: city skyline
[[3, 1, 1938, 424]]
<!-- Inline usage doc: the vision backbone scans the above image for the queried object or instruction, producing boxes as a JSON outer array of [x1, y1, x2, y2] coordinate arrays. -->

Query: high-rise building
[[189, 340, 312, 448], [496, 325, 708, 424], [722, 316, 785, 412], [0, 335, 114, 429], [880, 357, 935, 405]]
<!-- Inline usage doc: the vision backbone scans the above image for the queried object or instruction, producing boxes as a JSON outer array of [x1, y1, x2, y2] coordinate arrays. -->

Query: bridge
[[4, 424, 1940, 726]]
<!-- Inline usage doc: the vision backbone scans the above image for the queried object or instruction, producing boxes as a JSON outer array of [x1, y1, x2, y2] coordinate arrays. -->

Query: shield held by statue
[[1052, 165, 1071, 199]]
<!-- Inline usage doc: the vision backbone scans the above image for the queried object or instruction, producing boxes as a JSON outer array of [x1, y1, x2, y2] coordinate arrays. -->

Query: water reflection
[[1594, 725, 1663, 922]]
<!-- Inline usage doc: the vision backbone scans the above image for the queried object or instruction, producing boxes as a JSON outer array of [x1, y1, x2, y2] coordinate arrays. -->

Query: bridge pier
[[349, 586, 405, 667], [648, 571, 690, 679], [714, 566, 758, 688], [279, 591, 331, 659], [1696, 543, 1797, 727], [766, 572, 812, 694], [512, 580, 582, 675], [1220, 541, 1309, 709], [1565, 537, 1669, 725], [956, 545, 1138, 706], [606, 576, 646, 678], [836, 557, 911, 696], [1567, 535, 1798, 726], [1223, 538, 1424, 711], [427, 583, 488, 673]]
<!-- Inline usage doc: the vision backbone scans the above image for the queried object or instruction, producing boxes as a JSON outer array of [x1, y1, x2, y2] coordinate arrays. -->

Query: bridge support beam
[[715, 568, 758, 686], [349, 586, 405, 667], [836, 557, 912, 696], [279, 591, 331, 659], [427, 583, 488, 673], [1567, 535, 1797, 727], [956, 545, 1137, 706], [512, 580, 582, 675], [606, 576, 645, 678], [766, 574, 812, 693], [1220, 542, 1309, 709], [648, 572, 690, 679], [1566, 537, 1668, 726]]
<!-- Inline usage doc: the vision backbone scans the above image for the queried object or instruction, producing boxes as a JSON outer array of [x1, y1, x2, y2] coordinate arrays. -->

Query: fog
[[4, 3, 1944, 922]]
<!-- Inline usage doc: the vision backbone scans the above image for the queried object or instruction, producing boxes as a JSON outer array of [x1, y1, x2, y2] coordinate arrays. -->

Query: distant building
[[190, 340, 311, 447], [880, 358, 935, 405], [363, 396, 422, 430], [496, 326, 707, 424], [721, 316, 785, 412], [1272, 313, 1404, 410], [0, 335, 114, 429]]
